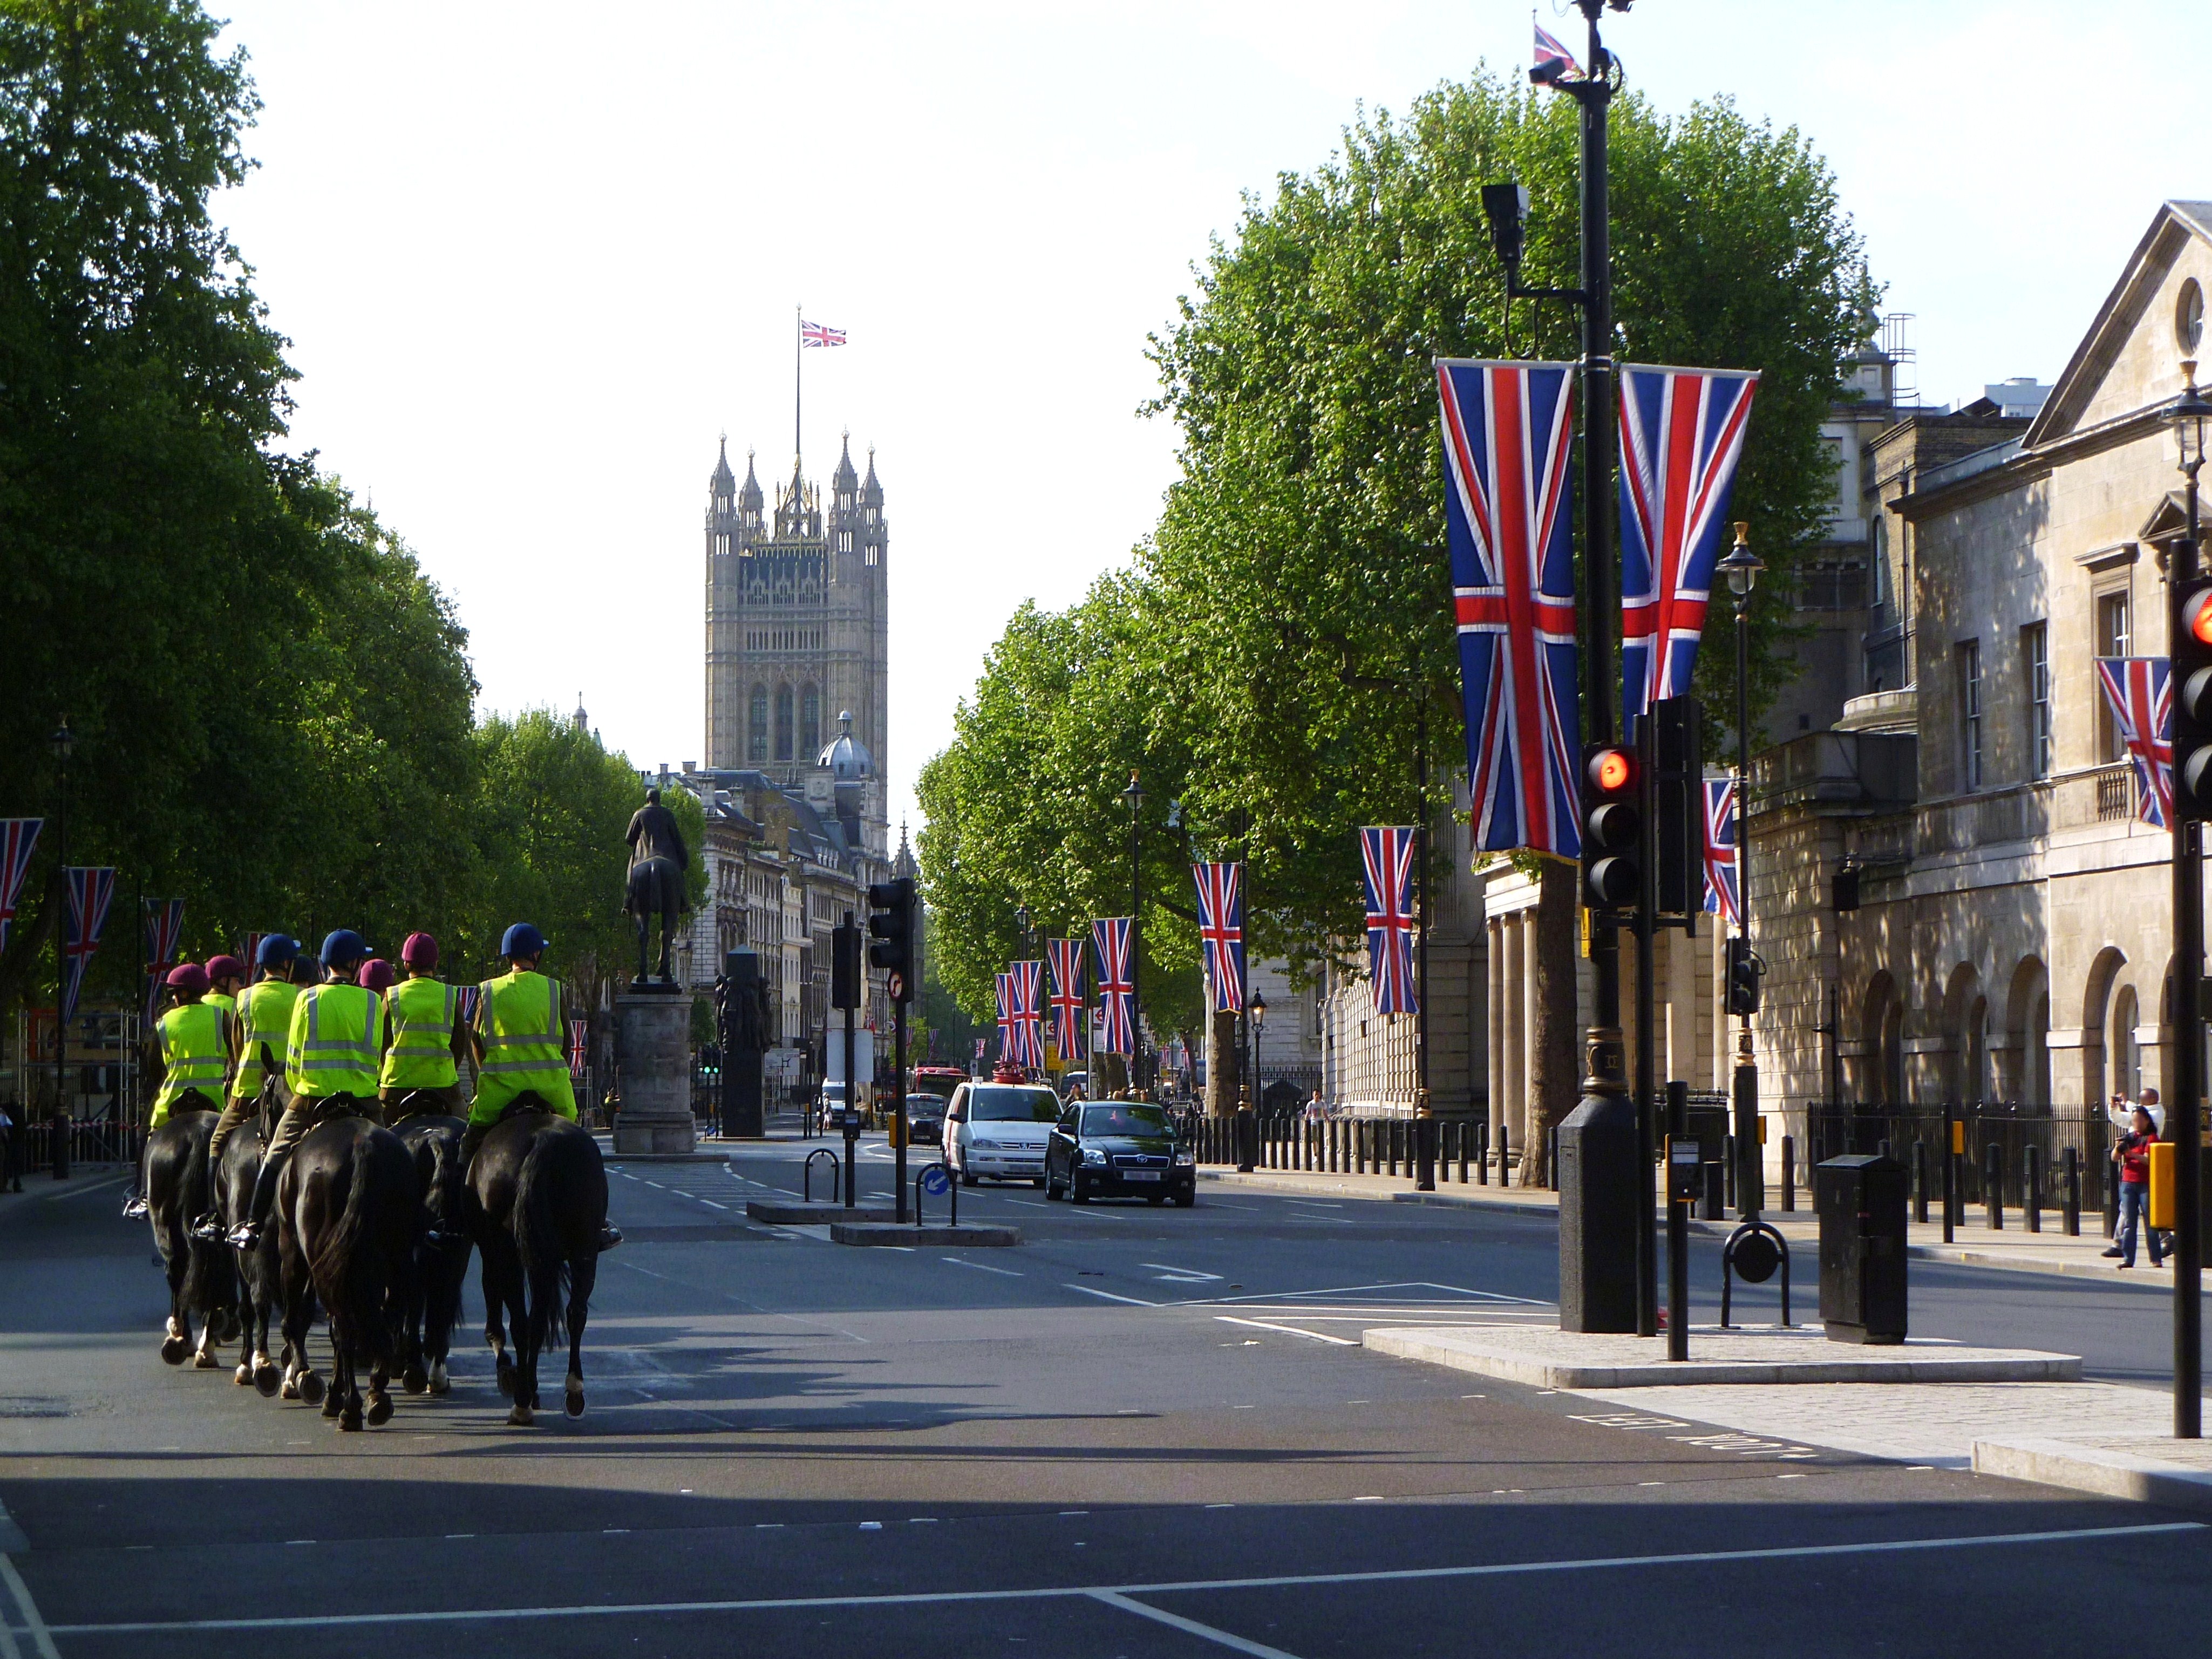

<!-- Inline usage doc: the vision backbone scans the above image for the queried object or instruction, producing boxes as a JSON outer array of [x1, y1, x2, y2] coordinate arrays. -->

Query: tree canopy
[[919, 70, 1873, 1017]]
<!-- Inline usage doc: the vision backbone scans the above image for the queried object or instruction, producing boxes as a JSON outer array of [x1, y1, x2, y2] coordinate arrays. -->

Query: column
[[1665, 927, 1696, 1087], [1503, 911, 1526, 1150], [1487, 918, 1506, 1145], [1517, 910, 1539, 1147]]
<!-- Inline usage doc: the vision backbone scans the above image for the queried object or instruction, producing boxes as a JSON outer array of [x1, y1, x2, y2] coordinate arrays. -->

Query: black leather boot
[[227, 1154, 284, 1249]]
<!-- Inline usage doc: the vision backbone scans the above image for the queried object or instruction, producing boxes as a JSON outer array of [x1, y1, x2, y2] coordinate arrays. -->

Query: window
[[801, 685, 821, 758], [775, 686, 794, 761], [1958, 640, 1983, 790], [2024, 622, 2051, 780], [2097, 589, 2132, 761], [748, 685, 768, 763]]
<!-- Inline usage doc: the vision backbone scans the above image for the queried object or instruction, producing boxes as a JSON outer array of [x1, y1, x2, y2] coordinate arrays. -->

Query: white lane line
[[40, 1173, 127, 1202], [1087, 1590, 1302, 1658], [1214, 1316, 1358, 1347], [698, 1200, 729, 1211], [0, 1554, 60, 1659], [941, 1257, 1023, 1277], [27, 1523, 2200, 1635], [1141, 1263, 1224, 1281], [1063, 1284, 1160, 1307]]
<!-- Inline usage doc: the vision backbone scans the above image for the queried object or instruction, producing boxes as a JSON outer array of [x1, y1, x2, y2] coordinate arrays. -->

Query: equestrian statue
[[624, 786, 692, 987]]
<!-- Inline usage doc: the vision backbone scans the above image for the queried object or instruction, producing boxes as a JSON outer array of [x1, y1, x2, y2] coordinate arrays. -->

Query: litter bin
[[1814, 1151, 1907, 1345]]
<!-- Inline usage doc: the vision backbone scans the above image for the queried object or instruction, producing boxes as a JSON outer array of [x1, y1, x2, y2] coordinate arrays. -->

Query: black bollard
[[1458, 1123, 1471, 1185], [2064, 1145, 2081, 1236], [2104, 1155, 2119, 1240], [1779, 1134, 1795, 1212], [1386, 1121, 1398, 1180], [2025, 1144, 2043, 1233], [1549, 1125, 1561, 1191], [1912, 1140, 1929, 1225], [1984, 1140, 2004, 1230], [1723, 1133, 1737, 1211], [1476, 1120, 1489, 1185], [1499, 1122, 1512, 1188]]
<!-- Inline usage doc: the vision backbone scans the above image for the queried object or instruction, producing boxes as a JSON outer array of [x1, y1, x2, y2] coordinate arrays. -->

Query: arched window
[[748, 685, 768, 763], [775, 685, 794, 761], [801, 684, 821, 758]]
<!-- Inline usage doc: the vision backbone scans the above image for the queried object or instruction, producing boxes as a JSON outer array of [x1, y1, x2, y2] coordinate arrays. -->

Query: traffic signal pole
[[2171, 438, 2206, 1439]]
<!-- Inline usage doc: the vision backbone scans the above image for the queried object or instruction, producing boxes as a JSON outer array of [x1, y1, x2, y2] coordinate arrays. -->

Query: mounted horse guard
[[623, 786, 691, 988]]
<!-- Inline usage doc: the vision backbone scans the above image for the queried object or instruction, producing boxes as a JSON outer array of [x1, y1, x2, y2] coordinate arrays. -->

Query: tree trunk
[[1526, 858, 1580, 1185], [1205, 1007, 1241, 1116], [1095, 1052, 1128, 1094]]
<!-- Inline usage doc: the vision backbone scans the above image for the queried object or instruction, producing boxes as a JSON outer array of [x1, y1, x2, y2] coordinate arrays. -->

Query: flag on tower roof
[[800, 319, 847, 348]]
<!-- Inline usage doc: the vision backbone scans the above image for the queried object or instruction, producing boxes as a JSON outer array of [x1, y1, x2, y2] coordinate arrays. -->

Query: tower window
[[748, 685, 768, 764], [801, 684, 821, 758], [775, 685, 794, 761]]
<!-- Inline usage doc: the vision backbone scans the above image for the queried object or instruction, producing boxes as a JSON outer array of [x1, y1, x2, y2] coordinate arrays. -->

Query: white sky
[[210, 1, 2191, 837]]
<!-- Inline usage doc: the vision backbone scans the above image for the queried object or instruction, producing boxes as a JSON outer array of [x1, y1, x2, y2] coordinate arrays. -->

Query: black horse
[[276, 1112, 420, 1431], [213, 1113, 286, 1397], [393, 1100, 474, 1397], [471, 1106, 605, 1427], [143, 1098, 237, 1369], [624, 854, 685, 984]]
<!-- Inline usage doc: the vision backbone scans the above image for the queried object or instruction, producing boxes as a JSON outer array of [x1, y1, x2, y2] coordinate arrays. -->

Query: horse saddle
[[170, 1090, 220, 1117]]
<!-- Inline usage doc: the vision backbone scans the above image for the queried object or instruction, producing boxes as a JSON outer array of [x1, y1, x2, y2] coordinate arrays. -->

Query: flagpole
[[794, 304, 803, 468]]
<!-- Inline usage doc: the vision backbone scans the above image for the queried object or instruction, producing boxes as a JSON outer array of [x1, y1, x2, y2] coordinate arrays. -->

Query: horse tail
[[311, 1137, 400, 1370], [513, 1129, 571, 1349]]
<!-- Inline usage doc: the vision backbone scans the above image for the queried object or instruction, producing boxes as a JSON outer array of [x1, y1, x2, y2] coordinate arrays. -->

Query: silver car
[[945, 1083, 1059, 1186]]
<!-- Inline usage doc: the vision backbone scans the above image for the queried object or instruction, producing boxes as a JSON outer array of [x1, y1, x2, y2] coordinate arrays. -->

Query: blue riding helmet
[[320, 929, 372, 970], [501, 922, 547, 959], [255, 933, 299, 969]]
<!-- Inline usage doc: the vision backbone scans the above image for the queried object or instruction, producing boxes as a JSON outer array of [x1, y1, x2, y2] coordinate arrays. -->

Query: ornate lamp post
[[1248, 991, 1268, 1109], [2167, 364, 2211, 1437], [1717, 525, 1765, 1217], [1121, 771, 1145, 1094]]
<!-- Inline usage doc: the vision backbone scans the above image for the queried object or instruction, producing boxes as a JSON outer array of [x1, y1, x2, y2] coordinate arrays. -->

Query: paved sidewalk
[[1200, 1164, 2183, 1286]]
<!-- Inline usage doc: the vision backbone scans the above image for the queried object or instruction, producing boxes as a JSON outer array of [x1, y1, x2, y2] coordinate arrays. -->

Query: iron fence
[[1794, 1101, 2111, 1211]]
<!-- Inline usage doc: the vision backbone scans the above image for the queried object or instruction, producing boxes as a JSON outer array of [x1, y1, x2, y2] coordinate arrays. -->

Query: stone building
[[1746, 199, 2212, 1131]]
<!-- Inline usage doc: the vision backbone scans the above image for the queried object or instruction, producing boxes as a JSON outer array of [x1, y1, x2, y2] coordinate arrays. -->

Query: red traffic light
[[2189, 588, 2212, 648], [1589, 747, 1635, 793]]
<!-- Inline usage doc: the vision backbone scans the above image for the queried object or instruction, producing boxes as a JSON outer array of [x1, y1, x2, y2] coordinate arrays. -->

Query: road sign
[[920, 1164, 951, 1196], [888, 970, 904, 1001]]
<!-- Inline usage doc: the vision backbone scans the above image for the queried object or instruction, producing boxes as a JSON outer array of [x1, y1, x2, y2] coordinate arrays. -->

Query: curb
[[1364, 1327, 2082, 1389], [1972, 1437, 2212, 1513], [746, 1201, 898, 1225], [831, 1222, 1019, 1247]]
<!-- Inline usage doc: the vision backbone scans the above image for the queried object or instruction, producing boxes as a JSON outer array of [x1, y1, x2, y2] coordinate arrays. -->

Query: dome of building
[[818, 710, 873, 780]]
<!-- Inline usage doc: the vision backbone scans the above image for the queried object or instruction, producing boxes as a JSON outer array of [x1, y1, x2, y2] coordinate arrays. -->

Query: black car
[[1045, 1101, 1196, 1207], [903, 1091, 949, 1150]]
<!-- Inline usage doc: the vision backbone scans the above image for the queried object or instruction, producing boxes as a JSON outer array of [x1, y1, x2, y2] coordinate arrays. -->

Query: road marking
[[1141, 1262, 1224, 1282], [0, 1551, 59, 1659], [1063, 1284, 1159, 1307], [1214, 1316, 1357, 1346], [1087, 1589, 1303, 1659], [41, 1173, 127, 1202], [942, 1257, 1022, 1277], [25, 1524, 2199, 1636]]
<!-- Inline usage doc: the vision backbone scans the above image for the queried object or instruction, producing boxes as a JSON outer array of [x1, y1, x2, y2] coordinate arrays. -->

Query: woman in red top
[[2105, 1106, 2165, 1269]]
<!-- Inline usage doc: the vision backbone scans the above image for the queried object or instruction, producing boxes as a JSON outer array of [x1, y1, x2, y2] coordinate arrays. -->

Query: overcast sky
[[210, 1, 2190, 837]]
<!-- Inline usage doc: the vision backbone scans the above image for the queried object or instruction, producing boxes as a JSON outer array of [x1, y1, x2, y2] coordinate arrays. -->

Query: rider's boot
[[188, 1209, 226, 1243], [597, 1221, 623, 1250], [226, 1155, 283, 1250], [458, 1118, 491, 1168], [122, 1157, 149, 1219]]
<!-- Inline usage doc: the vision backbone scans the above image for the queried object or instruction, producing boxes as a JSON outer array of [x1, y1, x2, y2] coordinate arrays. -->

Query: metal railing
[[1793, 1101, 2110, 1211]]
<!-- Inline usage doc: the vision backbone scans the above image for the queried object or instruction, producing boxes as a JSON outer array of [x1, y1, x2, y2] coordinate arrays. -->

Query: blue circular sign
[[920, 1164, 951, 1196]]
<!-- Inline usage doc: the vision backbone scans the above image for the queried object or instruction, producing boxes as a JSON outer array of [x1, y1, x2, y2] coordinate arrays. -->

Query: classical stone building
[[1747, 199, 2212, 1131]]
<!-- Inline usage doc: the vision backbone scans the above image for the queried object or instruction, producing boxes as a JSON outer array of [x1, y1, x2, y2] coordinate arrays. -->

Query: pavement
[[3, 1136, 2210, 1656]]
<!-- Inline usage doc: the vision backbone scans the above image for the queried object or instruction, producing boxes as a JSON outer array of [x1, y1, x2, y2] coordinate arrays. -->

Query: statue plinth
[[613, 993, 696, 1155]]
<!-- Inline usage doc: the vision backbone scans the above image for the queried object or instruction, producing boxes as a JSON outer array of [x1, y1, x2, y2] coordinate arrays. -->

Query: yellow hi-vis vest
[[471, 970, 575, 1118], [231, 977, 299, 1101], [381, 975, 459, 1090], [152, 1002, 229, 1128], [284, 982, 384, 1099]]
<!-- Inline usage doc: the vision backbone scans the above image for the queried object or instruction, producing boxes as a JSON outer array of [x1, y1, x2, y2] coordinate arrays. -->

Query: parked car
[[1046, 1100, 1196, 1207], [944, 1082, 1060, 1186]]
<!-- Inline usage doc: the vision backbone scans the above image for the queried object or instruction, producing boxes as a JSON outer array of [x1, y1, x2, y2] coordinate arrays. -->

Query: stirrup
[[189, 1213, 226, 1243], [225, 1221, 261, 1249], [122, 1195, 149, 1219], [597, 1223, 623, 1250]]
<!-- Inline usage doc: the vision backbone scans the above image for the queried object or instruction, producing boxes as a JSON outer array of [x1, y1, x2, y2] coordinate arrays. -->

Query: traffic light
[[1582, 743, 1639, 909], [1725, 935, 1762, 1016], [831, 915, 860, 1010], [2173, 575, 2212, 819], [867, 876, 917, 1000], [1650, 696, 1703, 924]]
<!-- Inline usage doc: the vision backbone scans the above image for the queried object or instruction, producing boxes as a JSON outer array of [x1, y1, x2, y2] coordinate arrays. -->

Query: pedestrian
[[2104, 1104, 2165, 1269], [2140, 1087, 2174, 1256]]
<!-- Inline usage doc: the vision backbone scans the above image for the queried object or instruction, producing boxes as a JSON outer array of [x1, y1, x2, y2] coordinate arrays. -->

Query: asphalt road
[[1, 1134, 2207, 1658]]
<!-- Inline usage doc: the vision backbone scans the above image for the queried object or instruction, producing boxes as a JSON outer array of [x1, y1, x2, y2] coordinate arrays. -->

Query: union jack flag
[[1359, 827, 1419, 1017], [1533, 18, 1580, 81], [1012, 959, 1047, 1071], [995, 971, 1017, 1064], [143, 898, 187, 1024], [1047, 937, 1087, 1064], [800, 319, 847, 348], [60, 866, 117, 1023], [2097, 657, 2174, 828], [1192, 861, 1247, 1013], [455, 983, 481, 1029], [569, 1017, 589, 1077], [1438, 359, 1582, 857], [1093, 917, 1135, 1056], [0, 819, 42, 955], [1618, 364, 1761, 722], [1703, 778, 1740, 926]]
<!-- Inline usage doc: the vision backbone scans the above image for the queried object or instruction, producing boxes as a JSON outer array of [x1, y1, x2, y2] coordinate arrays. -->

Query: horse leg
[[280, 1230, 323, 1406], [429, 1243, 466, 1395], [482, 1247, 516, 1399], [565, 1256, 596, 1418], [505, 1256, 537, 1427], [401, 1251, 428, 1394]]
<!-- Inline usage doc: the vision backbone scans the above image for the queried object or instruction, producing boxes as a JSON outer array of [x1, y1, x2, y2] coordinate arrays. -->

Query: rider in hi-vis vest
[[464, 922, 618, 1250], [122, 962, 230, 1219], [227, 930, 385, 1250], [192, 935, 301, 1239], [381, 932, 468, 1119]]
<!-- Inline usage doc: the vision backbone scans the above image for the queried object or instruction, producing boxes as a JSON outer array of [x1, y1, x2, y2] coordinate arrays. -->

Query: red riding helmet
[[165, 962, 210, 996], [400, 932, 439, 969]]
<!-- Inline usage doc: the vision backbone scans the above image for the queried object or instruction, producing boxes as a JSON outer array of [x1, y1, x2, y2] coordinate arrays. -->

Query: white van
[[944, 1082, 1060, 1186]]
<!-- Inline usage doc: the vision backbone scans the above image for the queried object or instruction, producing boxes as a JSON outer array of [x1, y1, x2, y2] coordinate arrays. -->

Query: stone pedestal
[[614, 992, 696, 1155]]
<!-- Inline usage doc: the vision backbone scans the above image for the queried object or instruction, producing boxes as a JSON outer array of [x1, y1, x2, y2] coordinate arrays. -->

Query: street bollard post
[[1912, 1140, 1929, 1224], [1498, 1121, 1512, 1187], [1459, 1124, 1470, 1185], [1941, 1106, 1957, 1244], [2025, 1144, 2043, 1232], [1476, 1120, 1489, 1185], [1723, 1133, 1737, 1212], [1779, 1134, 1795, 1212], [2104, 1157, 2120, 1239], [1985, 1140, 2004, 1230], [2064, 1145, 2081, 1236]]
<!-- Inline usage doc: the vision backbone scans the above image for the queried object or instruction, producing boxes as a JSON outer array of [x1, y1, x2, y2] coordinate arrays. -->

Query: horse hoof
[[281, 1375, 300, 1401], [160, 1336, 189, 1366], [401, 1363, 427, 1395], [299, 1372, 325, 1406], [193, 1350, 217, 1370], [320, 1389, 343, 1419], [565, 1387, 584, 1419], [507, 1403, 534, 1427], [495, 1361, 515, 1400], [255, 1363, 282, 1399], [339, 1409, 363, 1433], [429, 1361, 450, 1396], [234, 1364, 253, 1386], [365, 1392, 393, 1427]]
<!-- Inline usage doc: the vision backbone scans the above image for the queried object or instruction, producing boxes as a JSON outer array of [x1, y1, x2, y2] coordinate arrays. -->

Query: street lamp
[[1121, 771, 1144, 1094], [48, 720, 72, 1178], [1717, 524, 1765, 1219], [1248, 991, 1268, 1110], [2167, 363, 2211, 1438]]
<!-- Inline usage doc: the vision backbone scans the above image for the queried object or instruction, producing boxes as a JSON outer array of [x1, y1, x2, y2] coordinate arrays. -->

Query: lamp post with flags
[[1716, 524, 1766, 1219], [1122, 772, 1145, 1091]]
